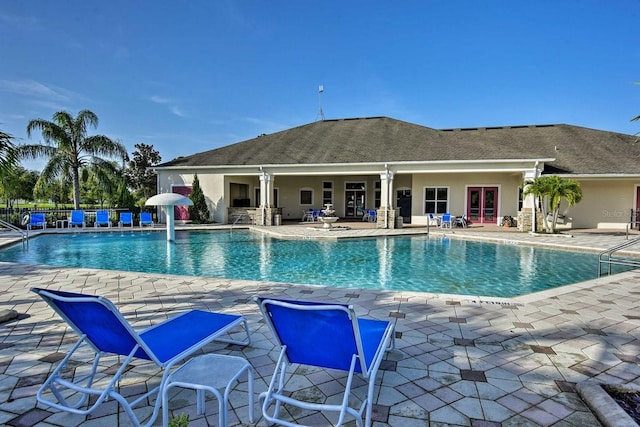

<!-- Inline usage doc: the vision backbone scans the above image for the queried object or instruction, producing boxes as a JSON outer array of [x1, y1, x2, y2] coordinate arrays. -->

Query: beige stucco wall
[[564, 179, 638, 229], [156, 169, 640, 229], [157, 171, 227, 223], [410, 172, 522, 225]]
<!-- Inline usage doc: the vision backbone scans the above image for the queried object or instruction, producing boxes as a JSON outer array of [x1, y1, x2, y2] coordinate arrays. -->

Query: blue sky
[[1, 1, 638, 169]]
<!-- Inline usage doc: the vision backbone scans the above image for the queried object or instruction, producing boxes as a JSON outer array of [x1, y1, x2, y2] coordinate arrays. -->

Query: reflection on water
[[0, 230, 605, 297]]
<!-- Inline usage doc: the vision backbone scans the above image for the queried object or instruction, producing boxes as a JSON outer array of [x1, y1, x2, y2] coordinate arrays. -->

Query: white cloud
[[150, 95, 188, 118], [150, 95, 170, 104], [0, 79, 71, 101]]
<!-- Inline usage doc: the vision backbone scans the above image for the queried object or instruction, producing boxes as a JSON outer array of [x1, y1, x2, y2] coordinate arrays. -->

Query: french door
[[467, 187, 498, 224], [345, 183, 365, 218], [172, 186, 192, 221]]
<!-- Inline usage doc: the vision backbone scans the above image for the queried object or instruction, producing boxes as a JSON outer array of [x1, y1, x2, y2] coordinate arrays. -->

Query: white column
[[259, 173, 272, 207], [380, 171, 395, 208], [523, 167, 541, 233], [380, 171, 395, 228]]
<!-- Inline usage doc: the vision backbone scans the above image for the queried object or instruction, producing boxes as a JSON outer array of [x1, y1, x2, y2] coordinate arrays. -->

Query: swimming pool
[[0, 230, 605, 297]]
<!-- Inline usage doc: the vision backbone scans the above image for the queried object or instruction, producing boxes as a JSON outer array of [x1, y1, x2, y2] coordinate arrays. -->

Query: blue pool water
[[0, 230, 603, 297]]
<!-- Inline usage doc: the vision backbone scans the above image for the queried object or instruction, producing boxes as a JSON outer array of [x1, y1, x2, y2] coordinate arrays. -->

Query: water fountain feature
[[319, 204, 339, 229]]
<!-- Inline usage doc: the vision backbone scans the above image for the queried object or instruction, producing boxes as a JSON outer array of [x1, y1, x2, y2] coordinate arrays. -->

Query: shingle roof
[[158, 117, 640, 174]]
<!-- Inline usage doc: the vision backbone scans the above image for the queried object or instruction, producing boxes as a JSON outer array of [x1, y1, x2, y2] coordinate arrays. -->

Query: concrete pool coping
[[1, 223, 639, 425]]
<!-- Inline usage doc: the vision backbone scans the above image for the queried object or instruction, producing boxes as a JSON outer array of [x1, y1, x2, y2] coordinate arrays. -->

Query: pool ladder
[[598, 235, 640, 276], [0, 219, 28, 248]]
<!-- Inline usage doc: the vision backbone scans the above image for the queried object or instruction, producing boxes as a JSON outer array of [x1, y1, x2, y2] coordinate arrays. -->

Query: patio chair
[[68, 210, 86, 228], [301, 210, 313, 222], [428, 213, 440, 226], [367, 209, 377, 222], [255, 296, 395, 427], [94, 210, 111, 228], [31, 287, 251, 427], [455, 215, 468, 228], [440, 213, 453, 229], [26, 213, 46, 230], [118, 211, 134, 228], [139, 212, 154, 228]]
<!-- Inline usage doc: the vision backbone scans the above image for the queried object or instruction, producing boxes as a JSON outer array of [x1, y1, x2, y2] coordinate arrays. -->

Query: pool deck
[[1, 223, 640, 426]]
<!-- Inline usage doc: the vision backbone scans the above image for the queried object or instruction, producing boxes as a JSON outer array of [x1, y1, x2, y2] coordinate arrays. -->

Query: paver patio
[[0, 224, 639, 426]]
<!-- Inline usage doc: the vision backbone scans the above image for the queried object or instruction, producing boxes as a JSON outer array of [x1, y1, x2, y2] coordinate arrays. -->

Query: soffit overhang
[[154, 158, 554, 176]]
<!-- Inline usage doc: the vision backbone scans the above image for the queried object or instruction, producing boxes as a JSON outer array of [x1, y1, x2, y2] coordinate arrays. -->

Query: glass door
[[345, 182, 366, 218], [467, 187, 498, 224]]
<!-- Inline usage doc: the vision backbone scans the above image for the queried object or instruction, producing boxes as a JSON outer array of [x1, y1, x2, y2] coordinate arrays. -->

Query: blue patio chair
[[118, 211, 133, 228], [440, 213, 453, 229], [68, 210, 86, 228], [94, 210, 111, 228], [367, 209, 377, 222], [26, 212, 46, 230], [255, 296, 395, 427], [139, 212, 154, 228], [31, 287, 251, 427]]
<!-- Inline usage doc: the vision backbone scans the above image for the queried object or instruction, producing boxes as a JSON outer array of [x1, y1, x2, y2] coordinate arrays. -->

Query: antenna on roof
[[316, 85, 325, 121]]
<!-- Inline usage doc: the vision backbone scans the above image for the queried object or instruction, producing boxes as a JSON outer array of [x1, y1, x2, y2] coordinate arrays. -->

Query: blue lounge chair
[[94, 210, 111, 228], [255, 296, 395, 427], [68, 210, 85, 228], [26, 212, 46, 230], [139, 212, 154, 228], [31, 287, 251, 427], [119, 211, 133, 228]]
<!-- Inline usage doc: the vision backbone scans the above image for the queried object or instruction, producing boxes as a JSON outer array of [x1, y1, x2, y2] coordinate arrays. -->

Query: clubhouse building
[[153, 117, 640, 231]]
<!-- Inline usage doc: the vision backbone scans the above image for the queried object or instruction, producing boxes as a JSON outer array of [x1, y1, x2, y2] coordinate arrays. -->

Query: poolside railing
[[0, 219, 28, 248], [598, 235, 640, 277]]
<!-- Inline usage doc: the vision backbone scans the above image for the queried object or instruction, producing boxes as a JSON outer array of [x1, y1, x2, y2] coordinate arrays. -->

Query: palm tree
[[523, 175, 583, 233], [0, 130, 17, 175], [20, 110, 128, 209]]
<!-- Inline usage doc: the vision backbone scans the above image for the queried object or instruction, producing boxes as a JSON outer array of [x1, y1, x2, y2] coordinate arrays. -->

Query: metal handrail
[[598, 235, 640, 276], [0, 219, 28, 247]]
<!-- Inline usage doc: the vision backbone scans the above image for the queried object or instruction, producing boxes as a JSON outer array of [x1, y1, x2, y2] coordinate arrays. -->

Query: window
[[322, 181, 333, 206], [518, 187, 523, 211], [300, 189, 313, 205], [424, 187, 449, 214], [374, 181, 381, 208]]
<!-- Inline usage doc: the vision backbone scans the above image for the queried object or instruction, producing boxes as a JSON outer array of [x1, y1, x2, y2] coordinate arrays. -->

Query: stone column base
[[376, 207, 398, 229]]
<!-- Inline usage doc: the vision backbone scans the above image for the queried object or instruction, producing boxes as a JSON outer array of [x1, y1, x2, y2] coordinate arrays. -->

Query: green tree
[[125, 143, 162, 203], [34, 177, 72, 208], [80, 165, 119, 208], [0, 130, 17, 175], [110, 180, 136, 209], [188, 174, 210, 223], [0, 166, 39, 207], [523, 175, 583, 233], [20, 110, 128, 209]]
